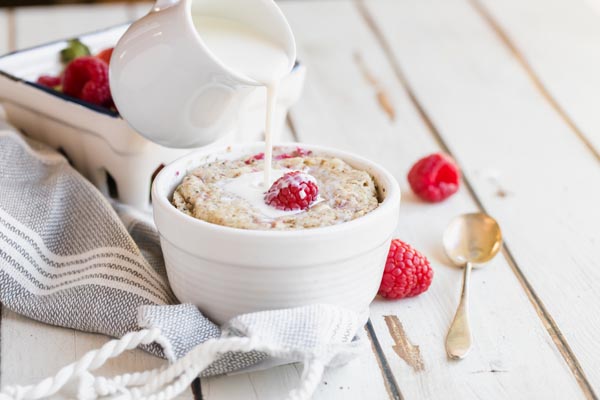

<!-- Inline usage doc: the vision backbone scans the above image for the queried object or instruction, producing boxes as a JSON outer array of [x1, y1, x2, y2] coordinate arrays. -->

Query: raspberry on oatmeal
[[265, 171, 319, 211]]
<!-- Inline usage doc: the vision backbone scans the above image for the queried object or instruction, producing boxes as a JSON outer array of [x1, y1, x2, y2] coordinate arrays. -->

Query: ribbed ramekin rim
[[152, 141, 401, 239]]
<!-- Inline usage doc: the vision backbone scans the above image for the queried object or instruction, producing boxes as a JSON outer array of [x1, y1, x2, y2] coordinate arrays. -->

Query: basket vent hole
[[106, 171, 119, 199], [149, 164, 166, 203]]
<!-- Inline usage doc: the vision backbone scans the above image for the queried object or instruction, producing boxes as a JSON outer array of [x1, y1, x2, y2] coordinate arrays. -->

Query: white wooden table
[[2, 0, 600, 398]]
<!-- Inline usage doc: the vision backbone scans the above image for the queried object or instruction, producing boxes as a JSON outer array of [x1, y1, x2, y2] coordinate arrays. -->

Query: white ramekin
[[152, 142, 401, 324]]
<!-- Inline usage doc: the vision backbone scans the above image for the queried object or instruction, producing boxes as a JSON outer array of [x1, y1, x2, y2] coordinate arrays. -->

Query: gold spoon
[[443, 212, 502, 359]]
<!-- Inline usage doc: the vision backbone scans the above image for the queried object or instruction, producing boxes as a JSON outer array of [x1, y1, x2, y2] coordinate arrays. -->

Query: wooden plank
[[585, 0, 600, 14], [1, 310, 77, 395], [473, 0, 600, 159], [1, 310, 194, 399], [203, 328, 391, 400], [280, 1, 586, 399], [14, 4, 130, 50], [363, 0, 600, 396], [0, 10, 9, 55]]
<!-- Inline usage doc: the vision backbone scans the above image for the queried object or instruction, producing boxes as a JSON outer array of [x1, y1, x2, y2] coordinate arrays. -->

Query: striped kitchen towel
[[0, 121, 362, 400]]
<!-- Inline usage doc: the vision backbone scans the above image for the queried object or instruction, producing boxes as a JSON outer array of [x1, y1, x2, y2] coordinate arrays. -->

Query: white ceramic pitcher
[[110, 0, 296, 148]]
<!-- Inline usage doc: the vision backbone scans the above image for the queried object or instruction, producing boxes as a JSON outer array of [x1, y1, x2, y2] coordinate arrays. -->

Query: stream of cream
[[193, 16, 292, 189]]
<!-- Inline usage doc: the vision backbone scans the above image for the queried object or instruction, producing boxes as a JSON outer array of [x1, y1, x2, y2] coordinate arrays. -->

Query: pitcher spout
[[110, 0, 296, 148]]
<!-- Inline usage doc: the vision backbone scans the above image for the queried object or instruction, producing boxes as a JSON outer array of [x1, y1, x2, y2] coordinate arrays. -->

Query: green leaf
[[60, 39, 91, 65]]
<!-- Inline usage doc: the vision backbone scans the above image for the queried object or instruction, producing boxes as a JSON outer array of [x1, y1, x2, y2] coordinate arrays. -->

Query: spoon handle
[[446, 261, 473, 359]]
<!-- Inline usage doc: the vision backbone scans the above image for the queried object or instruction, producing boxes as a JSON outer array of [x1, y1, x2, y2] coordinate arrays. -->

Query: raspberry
[[378, 239, 433, 299], [62, 56, 111, 106], [265, 171, 319, 211], [37, 75, 61, 88], [245, 148, 313, 164], [96, 47, 114, 65], [408, 153, 460, 202], [276, 147, 312, 160], [245, 152, 265, 164]]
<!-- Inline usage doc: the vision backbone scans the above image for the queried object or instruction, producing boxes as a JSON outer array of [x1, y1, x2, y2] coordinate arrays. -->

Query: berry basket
[[0, 24, 306, 210]]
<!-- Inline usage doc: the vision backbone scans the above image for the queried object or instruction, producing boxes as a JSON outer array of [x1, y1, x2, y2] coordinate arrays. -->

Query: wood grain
[[282, 1, 586, 398], [203, 329, 391, 400], [364, 321, 402, 400], [383, 316, 424, 373], [2, 1, 600, 399], [585, 0, 600, 14], [363, 0, 600, 397], [471, 0, 600, 161], [0, 309, 193, 399], [0, 10, 9, 55]]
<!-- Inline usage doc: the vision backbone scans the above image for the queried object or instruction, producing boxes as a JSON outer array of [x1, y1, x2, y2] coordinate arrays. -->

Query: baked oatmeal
[[172, 147, 379, 230]]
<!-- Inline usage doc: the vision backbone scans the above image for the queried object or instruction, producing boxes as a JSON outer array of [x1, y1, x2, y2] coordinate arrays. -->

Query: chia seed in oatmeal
[[171, 147, 380, 230]]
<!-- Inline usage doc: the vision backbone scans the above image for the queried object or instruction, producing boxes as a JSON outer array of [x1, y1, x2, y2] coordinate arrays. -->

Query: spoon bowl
[[442, 212, 502, 360], [443, 212, 502, 266]]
